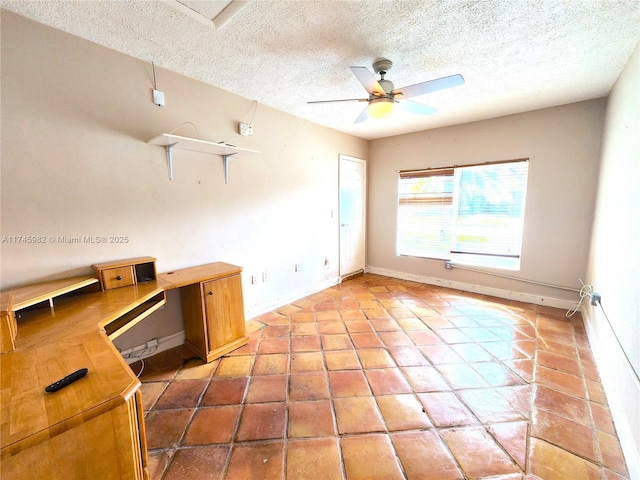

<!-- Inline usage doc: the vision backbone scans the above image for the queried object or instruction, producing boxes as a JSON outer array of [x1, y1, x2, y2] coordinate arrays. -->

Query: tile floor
[[135, 274, 630, 480]]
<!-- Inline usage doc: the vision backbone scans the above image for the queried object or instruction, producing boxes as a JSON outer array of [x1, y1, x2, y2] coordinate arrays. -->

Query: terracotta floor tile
[[537, 349, 583, 376], [418, 392, 478, 427], [357, 348, 396, 368], [147, 449, 173, 480], [420, 344, 465, 364], [175, 358, 219, 380], [328, 370, 371, 397], [459, 388, 525, 423], [406, 330, 444, 345], [320, 333, 354, 351], [503, 358, 535, 383], [333, 396, 386, 434], [235, 402, 286, 441], [535, 365, 586, 398], [316, 320, 346, 334], [481, 341, 529, 360], [370, 318, 402, 332], [287, 400, 335, 438], [225, 441, 284, 480], [252, 353, 289, 375], [598, 430, 629, 475], [201, 377, 248, 406], [257, 337, 290, 354], [138, 274, 631, 480], [531, 407, 598, 462], [289, 372, 330, 400], [290, 351, 325, 372], [471, 360, 526, 387], [315, 309, 341, 319], [153, 379, 208, 409], [145, 408, 194, 449], [590, 401, 616, 434], [533, 384, 590, 425], [436, 363, 489, 389], [324, 350, 361, 370], [291, 334, 321, 352], [391, 430, 463, 479], [441, 427, 520, 477], [340, 434, 405, 480], [344, 319, 374, 332], [246, 375, 287, 403], [183, 405, 241, 445], [487, 420, 528, 469], [388, 345, 430, 366], [140, 381, 167, 411], [364, 367, 413, 395], [290, 311, 315, 323], [529, 437, 601, 480], [287, 437, 342, 480], [350, 332, 385, 349], [215, 356, 254, 376], [340, 309, 367, 320], [163, 445, 229, 480], [290, 323, 318, 336], [376, 394, 432, 430], [401, 365, 450, 392]]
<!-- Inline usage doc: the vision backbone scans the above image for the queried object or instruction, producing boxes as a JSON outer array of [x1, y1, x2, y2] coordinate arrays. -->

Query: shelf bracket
[[222, 153, 238, 184], [165, 143, 178, 180]]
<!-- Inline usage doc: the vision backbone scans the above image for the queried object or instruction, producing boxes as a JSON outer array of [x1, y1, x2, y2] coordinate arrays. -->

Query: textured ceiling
[[2, 0, 639, 140]]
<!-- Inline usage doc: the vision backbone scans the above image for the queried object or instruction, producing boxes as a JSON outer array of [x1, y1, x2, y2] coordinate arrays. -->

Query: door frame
[[338, 154, 367, 279]]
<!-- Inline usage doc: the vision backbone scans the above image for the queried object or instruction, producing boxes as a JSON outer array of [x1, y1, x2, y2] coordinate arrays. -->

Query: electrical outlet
[[239, 122, 253, 136], [147, 338, 159, 348], [295, 263, 302, 272], [251, 275, 258, 285], [152, 89, 165, 107], [262, 271, 268, 282]]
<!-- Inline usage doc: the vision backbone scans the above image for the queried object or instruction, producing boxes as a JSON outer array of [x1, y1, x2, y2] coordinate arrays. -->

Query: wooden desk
[[1, 261, 247, 479]]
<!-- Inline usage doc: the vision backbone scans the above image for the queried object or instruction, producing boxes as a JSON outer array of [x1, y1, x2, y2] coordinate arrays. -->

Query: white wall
[[0, 11, 367, 346], [584, 43, 640, 479], [367, 100, 606, 306]]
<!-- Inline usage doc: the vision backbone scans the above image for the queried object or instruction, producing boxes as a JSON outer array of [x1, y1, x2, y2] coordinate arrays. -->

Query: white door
[[339, 155, 366, 277]]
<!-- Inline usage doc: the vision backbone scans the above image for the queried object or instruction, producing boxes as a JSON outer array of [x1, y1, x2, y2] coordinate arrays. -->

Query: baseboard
[[245, 275, 341, 319], [365, 266, 577, 310], [123, 330, 185, 364]]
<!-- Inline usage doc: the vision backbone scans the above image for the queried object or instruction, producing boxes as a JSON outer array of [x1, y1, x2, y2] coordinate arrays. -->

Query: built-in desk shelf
[[147, 133, 260, 183]]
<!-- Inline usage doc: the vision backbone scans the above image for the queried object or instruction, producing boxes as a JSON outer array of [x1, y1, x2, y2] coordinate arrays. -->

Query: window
[[397, 159, 529, 270]]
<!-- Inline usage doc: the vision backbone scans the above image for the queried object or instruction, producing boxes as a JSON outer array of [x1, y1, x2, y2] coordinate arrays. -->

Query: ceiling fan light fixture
[[368, 97, 394, 118]]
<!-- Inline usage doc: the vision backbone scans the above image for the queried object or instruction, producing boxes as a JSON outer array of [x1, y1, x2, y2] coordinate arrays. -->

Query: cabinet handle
[[116, 275, 122, 281], [208, 291, 214, 296]]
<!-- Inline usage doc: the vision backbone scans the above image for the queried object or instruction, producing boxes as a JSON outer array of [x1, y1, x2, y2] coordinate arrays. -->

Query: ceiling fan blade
[[350, 66, 386, 96], [397, 100, 437, 116], [354, 106, 370, 124], [392, 74, 464, 99], [308, 98, 367, 104]]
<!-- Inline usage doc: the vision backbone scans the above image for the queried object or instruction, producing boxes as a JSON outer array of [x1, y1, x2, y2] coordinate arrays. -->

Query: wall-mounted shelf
[[147, 133, 259, 183]]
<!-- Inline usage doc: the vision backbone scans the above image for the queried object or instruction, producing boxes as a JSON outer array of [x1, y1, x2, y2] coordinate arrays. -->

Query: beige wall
[[585, 43, 640, 478], [367, 100, 606, 305], [0, 11, 367, 345]]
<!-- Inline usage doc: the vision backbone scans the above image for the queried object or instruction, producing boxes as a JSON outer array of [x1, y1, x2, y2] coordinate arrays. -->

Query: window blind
[[397, 159, 529, 269]]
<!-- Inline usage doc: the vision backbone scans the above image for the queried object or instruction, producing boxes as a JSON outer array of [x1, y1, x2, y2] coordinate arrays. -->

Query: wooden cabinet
[[161, 263, 248, 363], [92, 257, 157, 291]]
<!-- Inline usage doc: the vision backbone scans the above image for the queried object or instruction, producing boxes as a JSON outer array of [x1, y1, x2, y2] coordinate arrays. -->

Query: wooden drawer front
[[102, 266, 135, 290]]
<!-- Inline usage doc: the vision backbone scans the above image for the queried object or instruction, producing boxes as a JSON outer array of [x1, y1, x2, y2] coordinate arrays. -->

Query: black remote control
[[45, 368, 88, 393]]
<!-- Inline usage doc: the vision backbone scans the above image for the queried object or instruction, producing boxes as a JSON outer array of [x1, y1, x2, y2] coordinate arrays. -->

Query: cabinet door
[[202, 275, 245, 352]]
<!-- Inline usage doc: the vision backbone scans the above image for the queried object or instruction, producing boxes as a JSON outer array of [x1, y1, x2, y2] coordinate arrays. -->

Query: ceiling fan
[[308, 59, 464, 123]]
